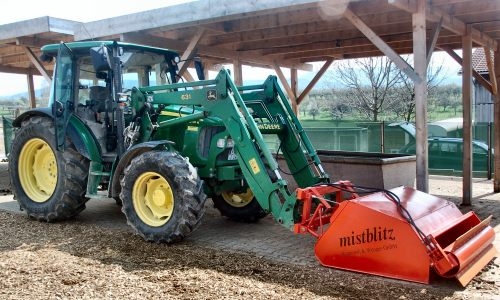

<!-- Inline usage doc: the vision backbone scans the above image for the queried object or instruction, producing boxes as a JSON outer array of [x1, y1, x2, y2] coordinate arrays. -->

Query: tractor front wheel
[[212, 188, 268, 222], [9, 116, 89, 221], [120, 151, 206, 243]]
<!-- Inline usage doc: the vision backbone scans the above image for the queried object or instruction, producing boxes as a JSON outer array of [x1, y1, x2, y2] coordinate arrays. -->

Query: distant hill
[[0, 90, 43, 102]]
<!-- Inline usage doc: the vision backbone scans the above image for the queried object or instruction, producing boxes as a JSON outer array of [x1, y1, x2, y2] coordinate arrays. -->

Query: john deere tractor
[[8, 41, 496, 286], [8, 41, 327, 243]]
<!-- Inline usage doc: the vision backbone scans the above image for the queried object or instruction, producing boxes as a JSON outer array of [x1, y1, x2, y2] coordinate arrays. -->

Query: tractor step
[[85, 190, 109, 199], [89, 170, 111, 176]]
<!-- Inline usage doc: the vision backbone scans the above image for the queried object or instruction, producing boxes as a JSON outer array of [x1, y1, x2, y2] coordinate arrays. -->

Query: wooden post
[[291, 68, 298, 97], [233, 59, 243, 86], [291, 68, 298, 114], [462, 28, 473, 205], [494, 44, 500, 192], [155, 64, 165, 84], [413, 0, 428, 192], [27, 71, 36, 108]]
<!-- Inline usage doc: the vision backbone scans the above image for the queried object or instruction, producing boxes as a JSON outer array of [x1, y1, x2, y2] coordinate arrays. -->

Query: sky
[[0, 0, 462, 96], [0, 0, 195, 96]]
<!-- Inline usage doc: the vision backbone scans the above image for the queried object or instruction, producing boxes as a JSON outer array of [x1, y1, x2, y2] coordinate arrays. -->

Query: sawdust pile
[[0, 211, 498, 300]]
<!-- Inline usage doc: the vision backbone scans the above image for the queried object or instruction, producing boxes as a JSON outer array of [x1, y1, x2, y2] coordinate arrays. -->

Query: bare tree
[[333, 56, 401, 121], [307, 99, 320, 120], [390, 58, 445, 122]]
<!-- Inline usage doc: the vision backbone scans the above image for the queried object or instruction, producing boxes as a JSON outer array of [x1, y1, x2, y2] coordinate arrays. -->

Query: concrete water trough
[[277, 150, 416, 191]]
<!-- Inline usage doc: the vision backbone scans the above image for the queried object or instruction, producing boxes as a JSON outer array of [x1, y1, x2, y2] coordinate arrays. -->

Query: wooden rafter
[[177, 28, 205, 78], [426, 17, 443, 66], [120, 32, 312, 71], [343, 7, 421, 83], [484, 47, 497, 96], [297, 59, 334, 105], [388, 0, 498, 49], [442, 46, 494, 94], [16, 36, 54, 48], [23, 47, 51, 83], [0, 65, 42, 75]]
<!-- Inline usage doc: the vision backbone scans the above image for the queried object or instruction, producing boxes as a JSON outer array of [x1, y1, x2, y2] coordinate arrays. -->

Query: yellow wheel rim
[[18, 138, 57, 203], [221, 188, 254, 208], [132, 172, 174, 227]]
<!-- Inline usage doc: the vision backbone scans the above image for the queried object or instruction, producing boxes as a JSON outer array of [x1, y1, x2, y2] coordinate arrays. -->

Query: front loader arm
[[134, 69, 305, 228]]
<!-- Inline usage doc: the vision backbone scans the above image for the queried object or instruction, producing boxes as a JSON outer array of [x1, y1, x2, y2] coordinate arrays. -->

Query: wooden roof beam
[[261, 31, 461, 56], [388, 0, 498, 49], [0, 45, 24, 57], [0, 65, 41, 75], [484, 47, 497, 96], [0, 16, 79, 41], [120, 32, 312, 71], [177, 28, 206, 79], [233, 11, 417, 51], [0, 53, 30, 65], [16, 36, 56, 48], [23, 47, 51, 84], [426, 17, 443, 66], [442, 46, 494, 94], [206, 11, 411, 46], [296, 58, 334, 105], [74, 0, 330, 41], [343, 7, 421, 83]]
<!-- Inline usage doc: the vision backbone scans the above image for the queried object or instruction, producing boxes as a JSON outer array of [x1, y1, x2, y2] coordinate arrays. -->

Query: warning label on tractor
[[249, 158, 261, 174]]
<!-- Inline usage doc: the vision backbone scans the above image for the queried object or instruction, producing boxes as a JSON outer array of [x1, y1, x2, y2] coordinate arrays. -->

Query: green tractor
[[8, 41, 328, 243]]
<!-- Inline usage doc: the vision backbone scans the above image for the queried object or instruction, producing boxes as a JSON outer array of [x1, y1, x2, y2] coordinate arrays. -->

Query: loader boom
[[131, 69, 329, 228]]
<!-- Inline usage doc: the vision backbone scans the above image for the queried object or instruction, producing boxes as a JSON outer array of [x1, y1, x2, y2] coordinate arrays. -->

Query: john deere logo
[[207, 89, 217, 101]]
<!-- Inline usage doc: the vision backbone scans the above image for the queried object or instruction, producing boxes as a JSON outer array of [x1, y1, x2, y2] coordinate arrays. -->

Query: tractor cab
[[34, 42, 182, 158]]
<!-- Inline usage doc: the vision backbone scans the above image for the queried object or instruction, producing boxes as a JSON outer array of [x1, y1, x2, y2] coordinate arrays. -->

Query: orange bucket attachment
[[296, 185, 497, 286]]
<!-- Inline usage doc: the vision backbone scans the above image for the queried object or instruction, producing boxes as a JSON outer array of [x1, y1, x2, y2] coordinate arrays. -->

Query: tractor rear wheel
[[9, 116, 89, 221], [120, 151, 206, 243], [212, 188, 268, 223]]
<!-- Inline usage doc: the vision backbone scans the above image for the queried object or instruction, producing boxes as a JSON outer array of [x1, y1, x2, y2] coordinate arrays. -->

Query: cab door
[[52, 43, 76, 150]]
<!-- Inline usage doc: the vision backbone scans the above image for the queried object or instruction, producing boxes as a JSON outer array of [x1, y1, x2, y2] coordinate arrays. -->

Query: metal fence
[[1, 115, 494, 178], [266, 120, 494, 178]]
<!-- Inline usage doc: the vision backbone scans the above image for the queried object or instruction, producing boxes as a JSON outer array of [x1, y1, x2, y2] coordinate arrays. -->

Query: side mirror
[[96, 71, 108, 80], [90, 45, 112, 72]]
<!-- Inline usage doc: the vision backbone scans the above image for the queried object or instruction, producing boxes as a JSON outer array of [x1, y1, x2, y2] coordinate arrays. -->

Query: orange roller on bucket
[[295, 184, 497, 286]]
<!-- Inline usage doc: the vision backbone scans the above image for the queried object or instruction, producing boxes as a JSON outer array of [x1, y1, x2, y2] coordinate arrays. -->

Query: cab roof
[[41, 41, 179, 57]]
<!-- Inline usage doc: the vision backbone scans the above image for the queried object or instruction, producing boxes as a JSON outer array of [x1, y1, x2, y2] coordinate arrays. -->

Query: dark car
[[399, 137, 493, 173]]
